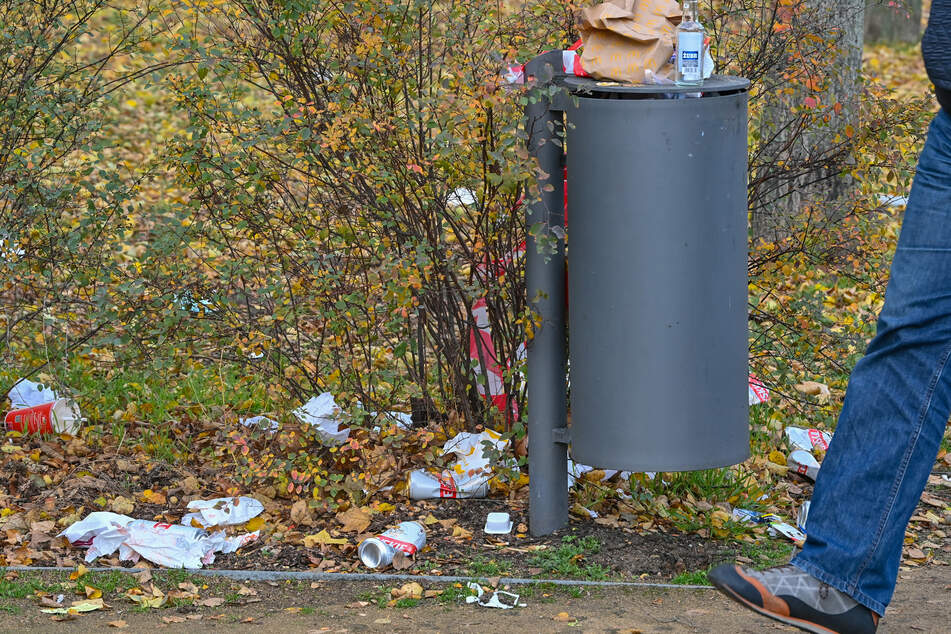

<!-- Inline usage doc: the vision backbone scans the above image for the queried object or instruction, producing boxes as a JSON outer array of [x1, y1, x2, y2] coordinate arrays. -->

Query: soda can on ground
[[358, 521, 426, 568]]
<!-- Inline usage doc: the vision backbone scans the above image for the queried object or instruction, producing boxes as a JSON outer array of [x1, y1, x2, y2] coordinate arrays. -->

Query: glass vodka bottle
[[675, 0, 704, 86]]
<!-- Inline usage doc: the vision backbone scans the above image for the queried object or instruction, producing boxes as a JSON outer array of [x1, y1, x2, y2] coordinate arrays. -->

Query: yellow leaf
[[768, 450, 787, 466], [84, 585, 102, 599], [423, 513, 439, 525], [302, 529, 348, 547], [451, 525, 473, 540], [244, 515, 265, 531], [69, 564, 88, 581]]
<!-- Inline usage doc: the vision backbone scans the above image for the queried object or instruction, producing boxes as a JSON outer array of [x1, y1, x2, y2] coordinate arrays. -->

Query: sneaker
[[708, 564, 879, 634]]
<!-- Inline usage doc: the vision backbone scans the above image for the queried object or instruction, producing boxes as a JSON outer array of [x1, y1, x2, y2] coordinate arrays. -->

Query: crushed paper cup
[[180, 496, 264, 529], [407, 470, 489, 499], [787, 449, 820, 481], [748, 374, 770, 406], [6, 378, 58, 409], [465, 581, 521, 609], [5, 398, 81, 435], [786, 426, 832, 452], [358, 521, 426, 568], [293, 392, 349, 445]]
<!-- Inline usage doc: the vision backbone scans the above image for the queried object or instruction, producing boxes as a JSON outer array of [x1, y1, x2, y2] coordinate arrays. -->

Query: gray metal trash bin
[[564, 77, 750, 471]]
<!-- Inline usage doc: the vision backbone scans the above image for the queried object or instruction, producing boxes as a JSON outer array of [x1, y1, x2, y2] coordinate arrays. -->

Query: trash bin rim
[[562, 74, 750, 97]]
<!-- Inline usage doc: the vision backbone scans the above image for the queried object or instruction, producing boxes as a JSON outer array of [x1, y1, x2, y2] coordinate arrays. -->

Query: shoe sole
[[709, 572, 837, 634]]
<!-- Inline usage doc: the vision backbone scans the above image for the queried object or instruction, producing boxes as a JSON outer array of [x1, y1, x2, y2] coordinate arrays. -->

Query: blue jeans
[[792, 109, 951, 615]]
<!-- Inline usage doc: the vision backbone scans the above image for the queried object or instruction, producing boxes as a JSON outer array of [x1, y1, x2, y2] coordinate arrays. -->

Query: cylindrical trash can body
[[566, 83, 749, 471]]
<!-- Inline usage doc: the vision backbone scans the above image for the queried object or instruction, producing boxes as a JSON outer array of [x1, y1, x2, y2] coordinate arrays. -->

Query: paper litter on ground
[[293, 392, 349, 445], [408, 430, 510, 499], [7, 378, 58, 409], [465, 581, 522, 609], [785, 426, 832, 452], [180, 496, 264, 529], [60, 512, 258, 568]]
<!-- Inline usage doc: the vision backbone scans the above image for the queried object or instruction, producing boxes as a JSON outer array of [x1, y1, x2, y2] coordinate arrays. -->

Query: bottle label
[[677, 32, 703, 81]]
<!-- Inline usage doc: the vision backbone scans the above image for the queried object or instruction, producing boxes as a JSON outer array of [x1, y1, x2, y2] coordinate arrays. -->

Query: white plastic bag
[[59, 512, 134, 548]]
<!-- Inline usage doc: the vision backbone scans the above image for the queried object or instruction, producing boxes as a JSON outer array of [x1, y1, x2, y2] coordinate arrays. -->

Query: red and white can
[[358, 521, 426, 568], [4, 399, 81, 435]]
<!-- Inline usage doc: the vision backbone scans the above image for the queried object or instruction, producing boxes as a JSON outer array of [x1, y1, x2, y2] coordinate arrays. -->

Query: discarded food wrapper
[[180, 496, 264, 529], [358, 521, 426, 569], [408, 429, 511, 500], [6, 378, 58, 408], [59, 512, 135, 547], [786, 426, 832, 452], [798, 500, 811, 533], [5, 398, 81, 435], [731, 508, 805, 546], [465, 581, 522, 609], [748, 374, 770, 406], [787, 449, 820, 481], [767, 521, 806, 546], [60, 513, 258, 568], [239, 415, 279, 432], [577, 0, 681, 84], [484, 512, 513, 535], [293, 392, 349, 445]]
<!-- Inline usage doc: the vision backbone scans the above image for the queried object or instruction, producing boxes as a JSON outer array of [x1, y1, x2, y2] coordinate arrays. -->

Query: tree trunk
[[865, 0, 922, 44], [750, 0, 866, 244]]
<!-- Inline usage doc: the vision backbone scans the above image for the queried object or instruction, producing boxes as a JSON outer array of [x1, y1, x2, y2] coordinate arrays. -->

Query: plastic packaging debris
[[465, 581, 522, 609], [239, 415, 279, 432], [798, 500, 811, 533], [174, 291, 216, 314], [731, 508, 805, 546], [7, 378, 57, 408], [5, 398, 81, 435], [786, 426, 832, 452], [293, 392, 349, 445], [408, 430, 510, 500], [878, 193, 909, 207], [484, 512, 513, 535], [787, 449, 820, 481], [358, 521, 426, 569], [180, 496, 264, 529], [567, 457, 627, 489], [748, 374, 770, 406], [59, 512, 135, 548], [60, 513, 258, 568]]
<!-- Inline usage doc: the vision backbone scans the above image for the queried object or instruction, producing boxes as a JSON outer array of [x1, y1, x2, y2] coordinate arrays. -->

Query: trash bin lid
[[563, 75, 749, 98]]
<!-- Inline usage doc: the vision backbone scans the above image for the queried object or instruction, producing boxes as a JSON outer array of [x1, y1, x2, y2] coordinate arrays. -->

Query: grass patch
[[527, 536, 609, 580], [466, 556, 510, 577], [0, 573, 62, 598], [670, 569, 710, 585], [741, 540, 795, 569]]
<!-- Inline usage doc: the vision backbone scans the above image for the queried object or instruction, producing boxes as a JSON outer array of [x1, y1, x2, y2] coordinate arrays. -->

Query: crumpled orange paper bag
[[578, 0, 682, 83]]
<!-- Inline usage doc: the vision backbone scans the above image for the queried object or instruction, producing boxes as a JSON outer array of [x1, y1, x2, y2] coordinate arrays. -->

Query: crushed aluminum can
[[358, 521, 426, 569], [787, 449, 820, 481]]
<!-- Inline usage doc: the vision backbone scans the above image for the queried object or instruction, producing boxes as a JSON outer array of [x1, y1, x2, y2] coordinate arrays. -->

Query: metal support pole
[[524, 52, 569, 537]]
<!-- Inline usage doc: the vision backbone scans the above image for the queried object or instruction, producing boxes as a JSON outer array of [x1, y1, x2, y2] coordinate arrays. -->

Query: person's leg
[[792, 108, 951, 615], [711, 108, 951, 632]]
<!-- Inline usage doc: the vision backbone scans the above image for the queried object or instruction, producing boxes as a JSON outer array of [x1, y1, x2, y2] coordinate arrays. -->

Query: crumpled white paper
[[465, 582, 522, 609], [785, 426, 832, 452], [7, 378, 58, 409], [60, 512, 259, 568], [239, 415, 279, 432], [180, 496, 264, 529], [293, 392, 349, 445]]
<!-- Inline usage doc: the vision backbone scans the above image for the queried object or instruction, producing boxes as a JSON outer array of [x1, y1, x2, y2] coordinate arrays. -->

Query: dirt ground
[[2, 565, 949, 633]]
